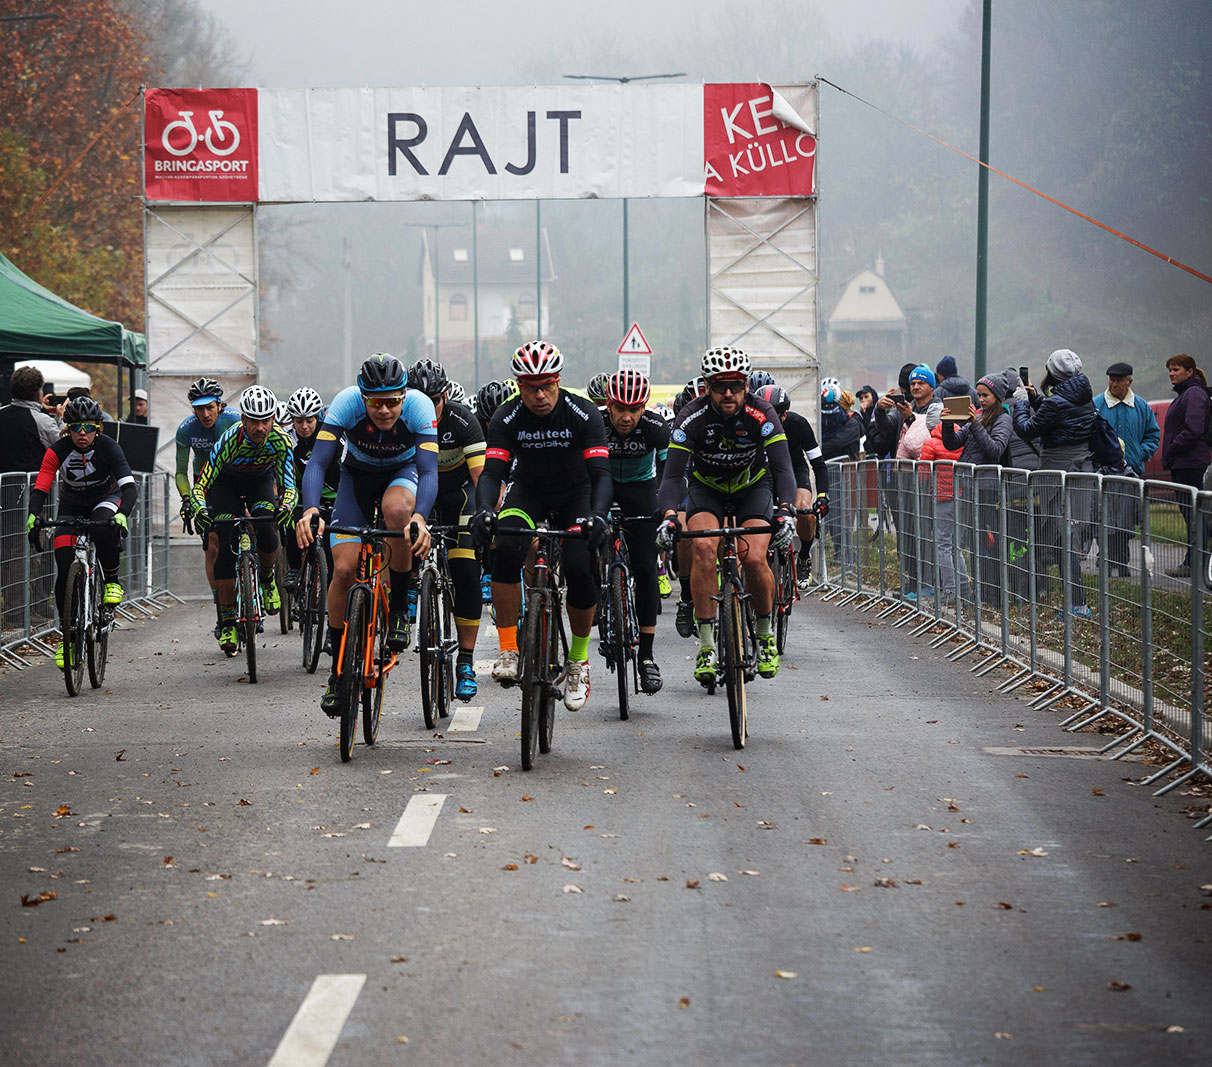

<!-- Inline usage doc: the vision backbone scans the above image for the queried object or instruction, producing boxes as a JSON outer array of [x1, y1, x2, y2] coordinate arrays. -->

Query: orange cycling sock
[[498, 625, 518, 653]]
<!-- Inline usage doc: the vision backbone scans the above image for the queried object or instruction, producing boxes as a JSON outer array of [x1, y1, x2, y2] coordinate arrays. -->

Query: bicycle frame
[[327, 526, 403, 690]]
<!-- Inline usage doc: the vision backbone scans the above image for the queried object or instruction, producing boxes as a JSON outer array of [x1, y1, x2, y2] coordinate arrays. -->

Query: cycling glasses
[[362, 394, 404, 409], [67, 422, 102, 434], [708, 380, 746, 396]]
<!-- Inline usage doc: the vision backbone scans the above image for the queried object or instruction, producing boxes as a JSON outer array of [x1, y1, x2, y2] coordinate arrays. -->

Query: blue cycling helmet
[[358, 353, 406, 394]]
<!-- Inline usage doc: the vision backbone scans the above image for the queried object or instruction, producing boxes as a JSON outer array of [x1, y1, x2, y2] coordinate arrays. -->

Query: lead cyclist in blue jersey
[[296, 353, 439, 717]]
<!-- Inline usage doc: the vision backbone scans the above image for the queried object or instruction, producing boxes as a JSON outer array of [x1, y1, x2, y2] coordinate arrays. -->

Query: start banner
[[142, 83, 815, 203]]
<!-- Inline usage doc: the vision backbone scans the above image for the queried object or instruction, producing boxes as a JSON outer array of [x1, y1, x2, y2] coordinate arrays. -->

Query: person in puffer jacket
[[920, 417, 967, 605], [1013, 349, 1095, 614], [890, 365, 943, 598], [933, 355, 979, 406]]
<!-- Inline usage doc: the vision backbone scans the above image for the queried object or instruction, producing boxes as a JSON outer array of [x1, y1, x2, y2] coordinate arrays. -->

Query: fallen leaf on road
[[330, 934, 354, 941], [459, 806, 471, 813], [310, 767, 320, 775], [805, 838, 827, 845], [686, 880, 700, 889], [613, 894, 631, 903], [258, 918, 288, 926], [1166, 1026, 1185, 1033], [915, 824, 932, 830], [738, 869, 760, 876], [353, 823, 371, 830], [1019, 848, 1048, 857], [561, 857, 581, 871], [997, 902, 1014, 910], [1107, 981, 1132, 992], [1112, 932, 1142, 942], [1092, 788, 1105, 796], [708, 872, 728, 882], [905, 878, 925, 885], [854, 946, 872, 953], [391, 956, 408, 963], [238, 799, 252, 806], [521, 794, 534, 802], [478, 827, 497, 834], [115, 750, 126, 762], [54, 806, 72, 818], [775, 970, 798, 978], [874, 878, 898, 888], [1032, 986, 1045, 992], [757, 821, 776, 829], [736, 764, 746, 771], [840, 884, 860, 892], [523, 853, 538, 864], [995, 1032, 1013, 1039], [20, 891, 57, 907], [1096, 901, 1117, 907], [678, 997, 690, 1009], [501, 863, 518, 871], [562, 884, 582, 894]]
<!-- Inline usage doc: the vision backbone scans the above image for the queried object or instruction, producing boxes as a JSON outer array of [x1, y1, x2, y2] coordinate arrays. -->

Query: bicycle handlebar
[[496, 524, 589, 540], [674, 522, 781, 540]]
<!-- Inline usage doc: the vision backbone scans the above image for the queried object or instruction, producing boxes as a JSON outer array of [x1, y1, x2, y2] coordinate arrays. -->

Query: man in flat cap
[[1093, 361, 1159, 576]]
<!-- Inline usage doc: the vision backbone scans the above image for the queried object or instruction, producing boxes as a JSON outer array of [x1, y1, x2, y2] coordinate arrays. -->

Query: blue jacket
[[1092, 392, 1159, 475], [1012, 373, 1096, 450]]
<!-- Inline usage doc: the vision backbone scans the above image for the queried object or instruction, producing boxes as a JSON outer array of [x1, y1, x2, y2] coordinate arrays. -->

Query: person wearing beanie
[[935, 356, 958, 382], [933, 356, 979, 406], [1012, 349, 1097, 614], [919, 411, 967, 606]]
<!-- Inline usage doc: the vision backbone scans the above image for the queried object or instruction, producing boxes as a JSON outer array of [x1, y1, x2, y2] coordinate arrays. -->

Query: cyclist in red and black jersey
[[470, 341, 612, 712]]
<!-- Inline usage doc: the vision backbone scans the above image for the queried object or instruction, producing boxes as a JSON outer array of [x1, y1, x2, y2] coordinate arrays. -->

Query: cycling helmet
[[447, 381, 468, 406], [700, 345, 750, 379], [587, 372, 610, 402], [512, 340, 563, 378], [756, 384, 790, 417], [688, 375, 709, 397], [748, 369, 776, 390], [357, 353, 406, 394], [821, 376, 841, 404], [238, 384, 278, 419], [287, 386, 324, 419], [476, 380, 512, 421], [64, 396, 103, 424], [408, 358, 448, 398], [187, 377, 223, 405], [655, 402, 673, 422], [672, 392, 687, 416], [275, 401, 290, 425], [606, 368, 650, 406]]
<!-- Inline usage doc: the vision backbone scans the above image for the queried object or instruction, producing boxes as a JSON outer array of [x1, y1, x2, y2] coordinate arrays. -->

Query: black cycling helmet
[[586, 372, 610, 402], [187, 377, 223, 404], [64, 396, 103, 424], [748, 369, 776, 390], [476, 379, 512, 421], [408, 358, 448, 399], [358, 353, 406, 394], [756, 384, 790, 417]]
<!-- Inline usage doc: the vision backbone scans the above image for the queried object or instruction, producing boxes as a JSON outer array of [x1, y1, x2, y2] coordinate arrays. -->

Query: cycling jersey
[[436, 399, 486, 495], [174, 408, 240, 496], [781, 410, 830, 495], [605, 409, 669, 484], [191, 423, 297, 512], [293, 433, 340, 502], [658, 394, 796, 513], [31, 435, 137, 515], [476, 390, 612, 517]]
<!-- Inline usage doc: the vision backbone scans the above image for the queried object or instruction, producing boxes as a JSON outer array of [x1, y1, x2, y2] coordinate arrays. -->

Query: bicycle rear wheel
[[363, 594, 386, 746], [300, 545, 328, 674], [419, 569, 441, 730], [538, 596, 558, 754], [87, 566, 108, 689], [721, 588, 748, 749], [339, 591, 368, 762], [610, 566, 630, 721], [62, 562, 87, 697], [520, 589, 546, 770], [238, 553, 259, 684]]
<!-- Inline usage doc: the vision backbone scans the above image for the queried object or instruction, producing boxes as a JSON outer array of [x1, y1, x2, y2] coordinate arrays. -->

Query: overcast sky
[[197, 0, 969, 87]]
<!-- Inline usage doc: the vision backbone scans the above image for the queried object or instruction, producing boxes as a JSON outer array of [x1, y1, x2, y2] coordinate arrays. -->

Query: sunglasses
[[709, 381, 746, 396], [362, 395, 404, 409], [67, 422, 101, 434]]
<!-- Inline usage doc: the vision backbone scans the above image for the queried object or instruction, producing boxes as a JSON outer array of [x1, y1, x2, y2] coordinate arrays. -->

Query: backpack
[[1088, 411, 1126, 473]]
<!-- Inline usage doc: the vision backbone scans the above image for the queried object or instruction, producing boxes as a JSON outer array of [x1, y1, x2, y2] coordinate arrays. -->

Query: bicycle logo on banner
[[161, 110, 240, 157]]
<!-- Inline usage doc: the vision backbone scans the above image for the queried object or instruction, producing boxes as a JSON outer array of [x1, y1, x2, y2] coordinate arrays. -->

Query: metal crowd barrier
[[812, 458, 1212, 834], [0, 470, 179, 669]]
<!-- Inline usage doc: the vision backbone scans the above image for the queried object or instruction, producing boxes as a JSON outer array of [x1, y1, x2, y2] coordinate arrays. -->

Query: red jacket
[[919, 424, 964, 501]]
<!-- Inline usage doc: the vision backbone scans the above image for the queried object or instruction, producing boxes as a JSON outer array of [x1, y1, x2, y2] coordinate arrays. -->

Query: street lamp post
[[562, 73, 685, 338]]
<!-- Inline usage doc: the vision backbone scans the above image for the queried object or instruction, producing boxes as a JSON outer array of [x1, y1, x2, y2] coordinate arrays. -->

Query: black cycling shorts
[[685, 475, 773, 525]]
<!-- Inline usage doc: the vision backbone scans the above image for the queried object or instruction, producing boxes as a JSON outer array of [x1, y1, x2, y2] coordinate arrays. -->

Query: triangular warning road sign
[[617, 323, 652, 356]]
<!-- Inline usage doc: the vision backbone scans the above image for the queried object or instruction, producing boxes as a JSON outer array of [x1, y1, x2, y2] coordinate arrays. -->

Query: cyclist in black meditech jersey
[[469, 341, 612, 712], [656, 347, 797, 683], [602, 368, 669, 694]]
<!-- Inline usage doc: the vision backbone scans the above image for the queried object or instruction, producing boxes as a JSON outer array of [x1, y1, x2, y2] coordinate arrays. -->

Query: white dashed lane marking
[[448, 705, 483, 733], [388, 793, 450, 847], [267, 973, 366, 1067]]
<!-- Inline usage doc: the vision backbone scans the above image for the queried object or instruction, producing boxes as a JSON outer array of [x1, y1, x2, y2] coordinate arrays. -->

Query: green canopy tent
[[0, 251, 146, 413]]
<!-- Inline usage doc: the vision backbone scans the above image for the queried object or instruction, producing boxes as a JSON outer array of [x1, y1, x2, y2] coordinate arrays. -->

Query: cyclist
[[473, 378, 517, 605], [295, 354, 438, 716], [191, 385, 297, 654], [755, 384, 830, 586], [670, 375, 710, 636], [602, 368, 668, 693], [25, 397, 137, 668], [174, 378, 240, 635], [656, 347, 797, 682], [470, 341, 611, 711], [282, 387, 339, 590], [409, 358, 486, 701], [586, 372, 610, 413]]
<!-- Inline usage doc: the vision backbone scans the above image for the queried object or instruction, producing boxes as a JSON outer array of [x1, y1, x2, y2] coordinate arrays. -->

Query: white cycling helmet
[[447, 380, 468, 406], [512, 340, 564, 378], [287, 386, 324, 418], [239, 384, 278, 419], [821, 376, 841, 404], [700, 345, 750, 379]]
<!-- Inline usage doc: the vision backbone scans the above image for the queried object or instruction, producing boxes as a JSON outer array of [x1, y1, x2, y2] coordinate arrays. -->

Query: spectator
[[1012, 349, 1096, 615], [999, 369, 1041, 601], [1094, 362, 1159, 576], [66, 386, 115, 423], [1160, 353, 1211, 578], [920, 409, 966, 606], [131, 388, 149, 425], [933, 355, 978, 406], [854, 385, 879, 450], [820, 380, 863, 576], [0, 366, 60, 467]]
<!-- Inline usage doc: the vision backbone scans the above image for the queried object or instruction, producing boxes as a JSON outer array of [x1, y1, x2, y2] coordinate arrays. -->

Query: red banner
[[703, 84, 816, 198], [144, 88, 258, 202]]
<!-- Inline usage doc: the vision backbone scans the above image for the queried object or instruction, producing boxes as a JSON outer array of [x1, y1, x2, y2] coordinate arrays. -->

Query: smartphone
[[1019, 366, 1030, 386], [888, 392, 907, 405]]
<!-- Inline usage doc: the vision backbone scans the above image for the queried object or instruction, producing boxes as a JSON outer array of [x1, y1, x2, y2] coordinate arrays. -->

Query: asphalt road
[[1, 590, 1209, 1067]]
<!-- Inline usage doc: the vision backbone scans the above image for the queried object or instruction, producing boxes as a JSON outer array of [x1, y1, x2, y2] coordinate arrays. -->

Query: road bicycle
[[677, 514, 781, 750], [33, 516, 118, 697], [325, 522, 405, 762], [413, 522, 461, 730], [296, 537, 329, 675], [499, 522, 585, 771], [595, 510, 645, 721], [213, 516, 278, 684], [274, 550, 295, 635], [769, 506, 815, 655]]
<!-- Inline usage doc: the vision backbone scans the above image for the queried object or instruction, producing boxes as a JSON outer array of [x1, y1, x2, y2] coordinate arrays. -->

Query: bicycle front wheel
[[300, 545, 328, 674], [419, 569, 441, 730], [87, 566, 108, 689], [610, 566, 630, 721], [238, 553, 259, 684], [62, 562, 87, 697], [363, 593, 386, 746], [437, 579, 455, 719], [339, 591, 368, 762], [520, 589, 547, 770], [721, 589, 748, 749], [774, 550, 793, 655]]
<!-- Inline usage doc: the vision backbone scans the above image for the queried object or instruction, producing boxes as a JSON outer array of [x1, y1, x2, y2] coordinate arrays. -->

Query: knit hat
[[1045, 348, 1082, 381], [935, 356, 958, 381], [908, 365, 937, 388], [839, 389, 856, 411], [898, 363, 918, 391], [1003, 367, 1022, 391], [977, 372, 1009, 402]]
